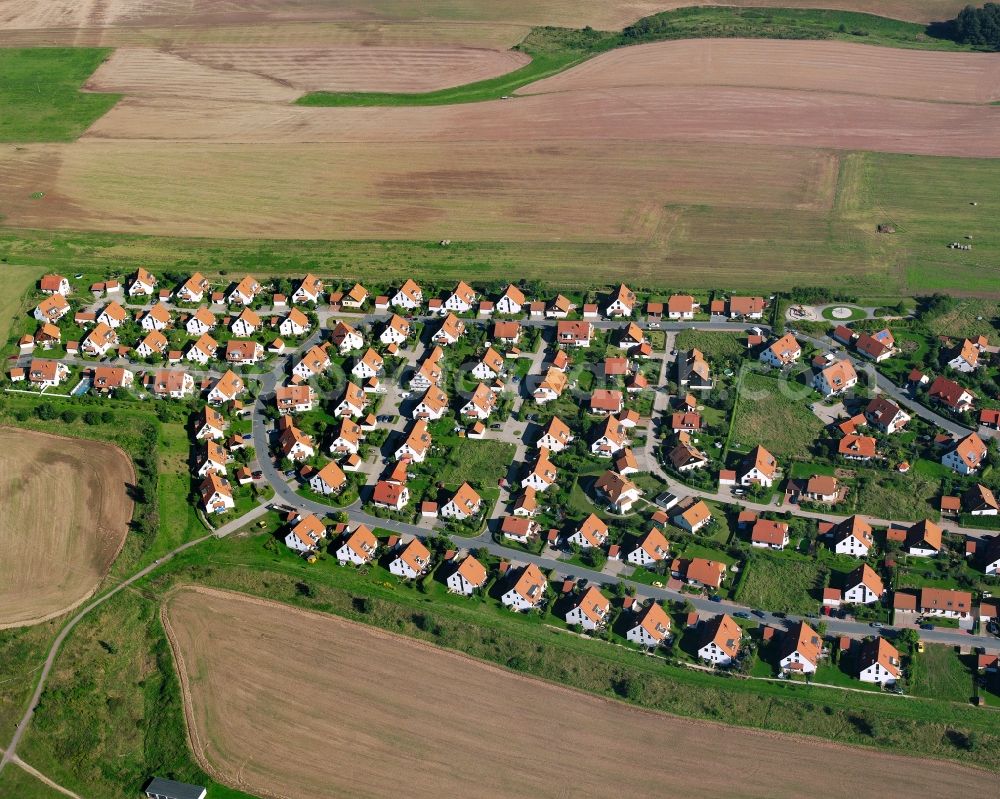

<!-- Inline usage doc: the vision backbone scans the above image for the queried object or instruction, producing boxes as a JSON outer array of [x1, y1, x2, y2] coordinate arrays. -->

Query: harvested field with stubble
[[523, 39, 1000, 104], [163, 586, 999, 799], [0, 427, 134, 628], [84, 46, 532, 101]]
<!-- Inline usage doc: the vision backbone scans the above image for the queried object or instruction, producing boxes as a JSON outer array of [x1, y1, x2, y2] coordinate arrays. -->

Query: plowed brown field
[[163, 587, 998, 799], [0, 427, 134, 628], [525, 39, 1000, 104]]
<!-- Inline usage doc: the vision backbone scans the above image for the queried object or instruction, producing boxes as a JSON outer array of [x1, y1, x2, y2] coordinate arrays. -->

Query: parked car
[[752, 609, 766, 618], [708, 595, 722, 603], [869, 622, 883, 628], [734, 611, 751, 619], [919, 623, 934, 631]]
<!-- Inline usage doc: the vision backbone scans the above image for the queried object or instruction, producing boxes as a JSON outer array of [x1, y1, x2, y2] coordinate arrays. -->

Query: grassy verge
[[297, 7, 974, 107], [0, 48, 121, 142], [0, 763, 68, 799]]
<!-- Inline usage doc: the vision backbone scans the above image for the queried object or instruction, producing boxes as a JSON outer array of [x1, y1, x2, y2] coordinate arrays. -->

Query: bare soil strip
[[163, 586, 997, 799], [0, 427, 134, 629]]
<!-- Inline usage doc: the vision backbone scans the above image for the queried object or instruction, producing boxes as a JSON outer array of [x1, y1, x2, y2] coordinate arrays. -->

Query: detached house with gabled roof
[[148, 369, 194, 399], [521, 447, 558, 492], [413, 386, 449, 420], [964, 483, 999, 517], [390, 538, 432, 580], [813, 359, 858, 397], [727, 295, 767, 319], [28, 359, 69, 388], [285, 514, 326, 553], [538, 416, 574, 452], [738, 445, 778, 488], [230, 307, 262, 338], [843, 563, 885, 605], [395, 419, 432, 463], [760, 333, 801, 368], [140, 303, 172, 332], [329, 417, 364, 455], [444, 280, 477, 313], [199, 472, 235, 514], [865, 396, 910, 434], [502, 563, 547, 611], [293, 344, 332, 381], [904, 519, 943, 557], [379, 314, 411, 347], [472, 347, 505, 381], [410, 346, 444, 391], [829, 515, 874, 557], [292, 273, 324, 304], [460, 382, 497, 420], [546, 294, 573, 319], [278, 421, 315, 462], [40, 274, 71, 296], [310, 461, 347, 496], [128, 267, 157, 297], [555, 320, 593, 348], [566, 586, 611, 631], [500, 516, 541, 544], [779, 621, 822, 675], [136, 329, 168, 359], [433, 313, 466, 346], [496, 283, 526, 315], [604, 283, 636, 317], [339, 282, 369, 309], [186, 307, 217, 337], [667, 294, 698, 320], [97, 301, 128, 329], [627, 527, 670, 567], [372, 480, 409, 511], [698, 614, 742, 665], [751, 519, 789, 550], [177, 272, 210, 303], [591, 416, 628, 457], [334, 382, 367, 419], [447, 555, 488, 596], [391, 278, 423, 310], [227, 275, 261, 306], [196, 440, 228, 477], [206, 370, 244, 405], [81, 322, 119, 357], [569, 513, 609, 550], [947, 338, 983, 373], [91, 365, 134, 393], [336, 525, 378, 566], [928, 376, 975, 412], [677, 349, 712, 390], [34, 294, 71, 323], [673, 556, 725, 589], [594, 470, 641, 513], [278, 308, 310, 338], [441, 482, 483, 520], [224, 339, 263, 365], [186, 333, 218, 365], [858, 637, 901, 686], [330, 321, 364, 354], [942, 432, 987, 475], [856, 329, 895, 362], [533, 367, 568, 404], [352, 348, 384, 381], [672, 500, 713, 534], [195, 406, 226, 440], [627, 601, 673, 648], [276, 384, 316, 414]]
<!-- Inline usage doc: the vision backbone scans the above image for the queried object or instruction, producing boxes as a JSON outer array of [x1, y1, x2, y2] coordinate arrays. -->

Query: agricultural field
[[0, 48, 120, 142], [0, 427, 134, 628], [163, 586, 996, 799], [733, 554, 822, 614], [730, 372, 824, 459]]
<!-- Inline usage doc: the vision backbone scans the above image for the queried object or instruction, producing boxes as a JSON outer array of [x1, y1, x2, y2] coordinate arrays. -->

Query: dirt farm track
[[163, 587, 998, 799], [0, 427, 134, 629]]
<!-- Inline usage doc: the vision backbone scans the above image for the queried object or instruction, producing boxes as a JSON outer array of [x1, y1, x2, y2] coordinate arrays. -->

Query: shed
[[144, 777, 207, 799]]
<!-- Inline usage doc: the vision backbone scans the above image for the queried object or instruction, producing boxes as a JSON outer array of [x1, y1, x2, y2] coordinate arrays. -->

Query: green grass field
[[297, 7, 975, 106], [0, 48, 120, 142], [0, 764, 68, 799], [733, 553, 821, 614], [730, 372, 824, 459], [908, 644, 974, 703], [675, 330, 746, 361], [433, 437, 515, 490]]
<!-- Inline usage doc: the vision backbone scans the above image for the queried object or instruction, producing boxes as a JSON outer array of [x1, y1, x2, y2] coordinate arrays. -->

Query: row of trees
[[953, 3, 1000, 47]]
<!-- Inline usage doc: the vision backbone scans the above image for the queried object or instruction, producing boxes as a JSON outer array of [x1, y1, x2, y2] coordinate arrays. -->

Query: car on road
[[772, 611, 787, 619], [869, 622, 883, 628], [283, 470, 296, 478], [708, 595, 722, 603], [752, 609, 766, 618], [490, 423, 503, 429], [512, 375, 521, 383], [252, 471, 263, 479], [734, 611, 751, 619], [376, 415, 393, 423], [652, 581, 664, 588], [919, 623, 934, 631]]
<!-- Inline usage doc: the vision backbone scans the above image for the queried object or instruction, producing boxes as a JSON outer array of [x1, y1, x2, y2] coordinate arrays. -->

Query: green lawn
[[908, 644, 974, 704], [734, 552, 821, 614], [297, 7, 975, 106], [0, 48, 121, 142], [675, 329, 746, 362], [433, 437, 515, 491], [730, 372, 823, 459], [820, 305, 866, 321], [848, 469, 941, 522]]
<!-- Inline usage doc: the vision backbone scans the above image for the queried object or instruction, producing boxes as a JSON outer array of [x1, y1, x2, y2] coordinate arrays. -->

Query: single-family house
[[276, 384, 316, 414], [140, 303, 172, 332], [627, 601, 672, 648], [149, 369, 194, 399], [569, 513, 609, 550], [627, 528, 670, 567], [751, 519, 789, 550], [677, 349, 712, 390], [336, 525, 378, 566], [372, 480, 409, 511], [942, 432, 987, 475], [672, 500, 713, 534], [440, 482, 483, 520], [843, 563, 884, 605], [433, 313, 466, 346], [207, 370, 245, 404], [858, 637, 901, 686], [334, 382, 368, 418], [779, 621, 822, 675], [830, 515, 874, 557], [928, 376, 975, 412], [81, 322, 119, 357], [195, 407, 226, 440], [697, 614, 742, 665], [330, 321, 364, 354], [389, 539, 432, 579], [865, 396, 910, 433], [199, 472, 234, 514], [185, 334, 218, 365], [310, 461, 347, 495], [128, 268, 157, 297], [33, 294, 71, 323], [278, 308, 310, 337], [533, 367, 568, 404], [738, 445, 778, 488], [496, 284, 526, 315], [556, 320, 593, 347], [760, 333, 801, 368], [502, 564, 547, 611], [594, 470, 642, 513], [285, 514, 326, 553], [380, 314, 411, 347], [566, 586, 611, 631], [813, 359, 858, 397], [292, 274, 324, 304], [444, 280, 477, 313], [177, 272, 210, 303], [538, 416, 574, 452], [135, 329, 168, 359], [447, 556, 488, 595]]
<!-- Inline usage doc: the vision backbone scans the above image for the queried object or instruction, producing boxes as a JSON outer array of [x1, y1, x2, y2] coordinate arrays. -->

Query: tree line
[[952, 3, 1000, 47]]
